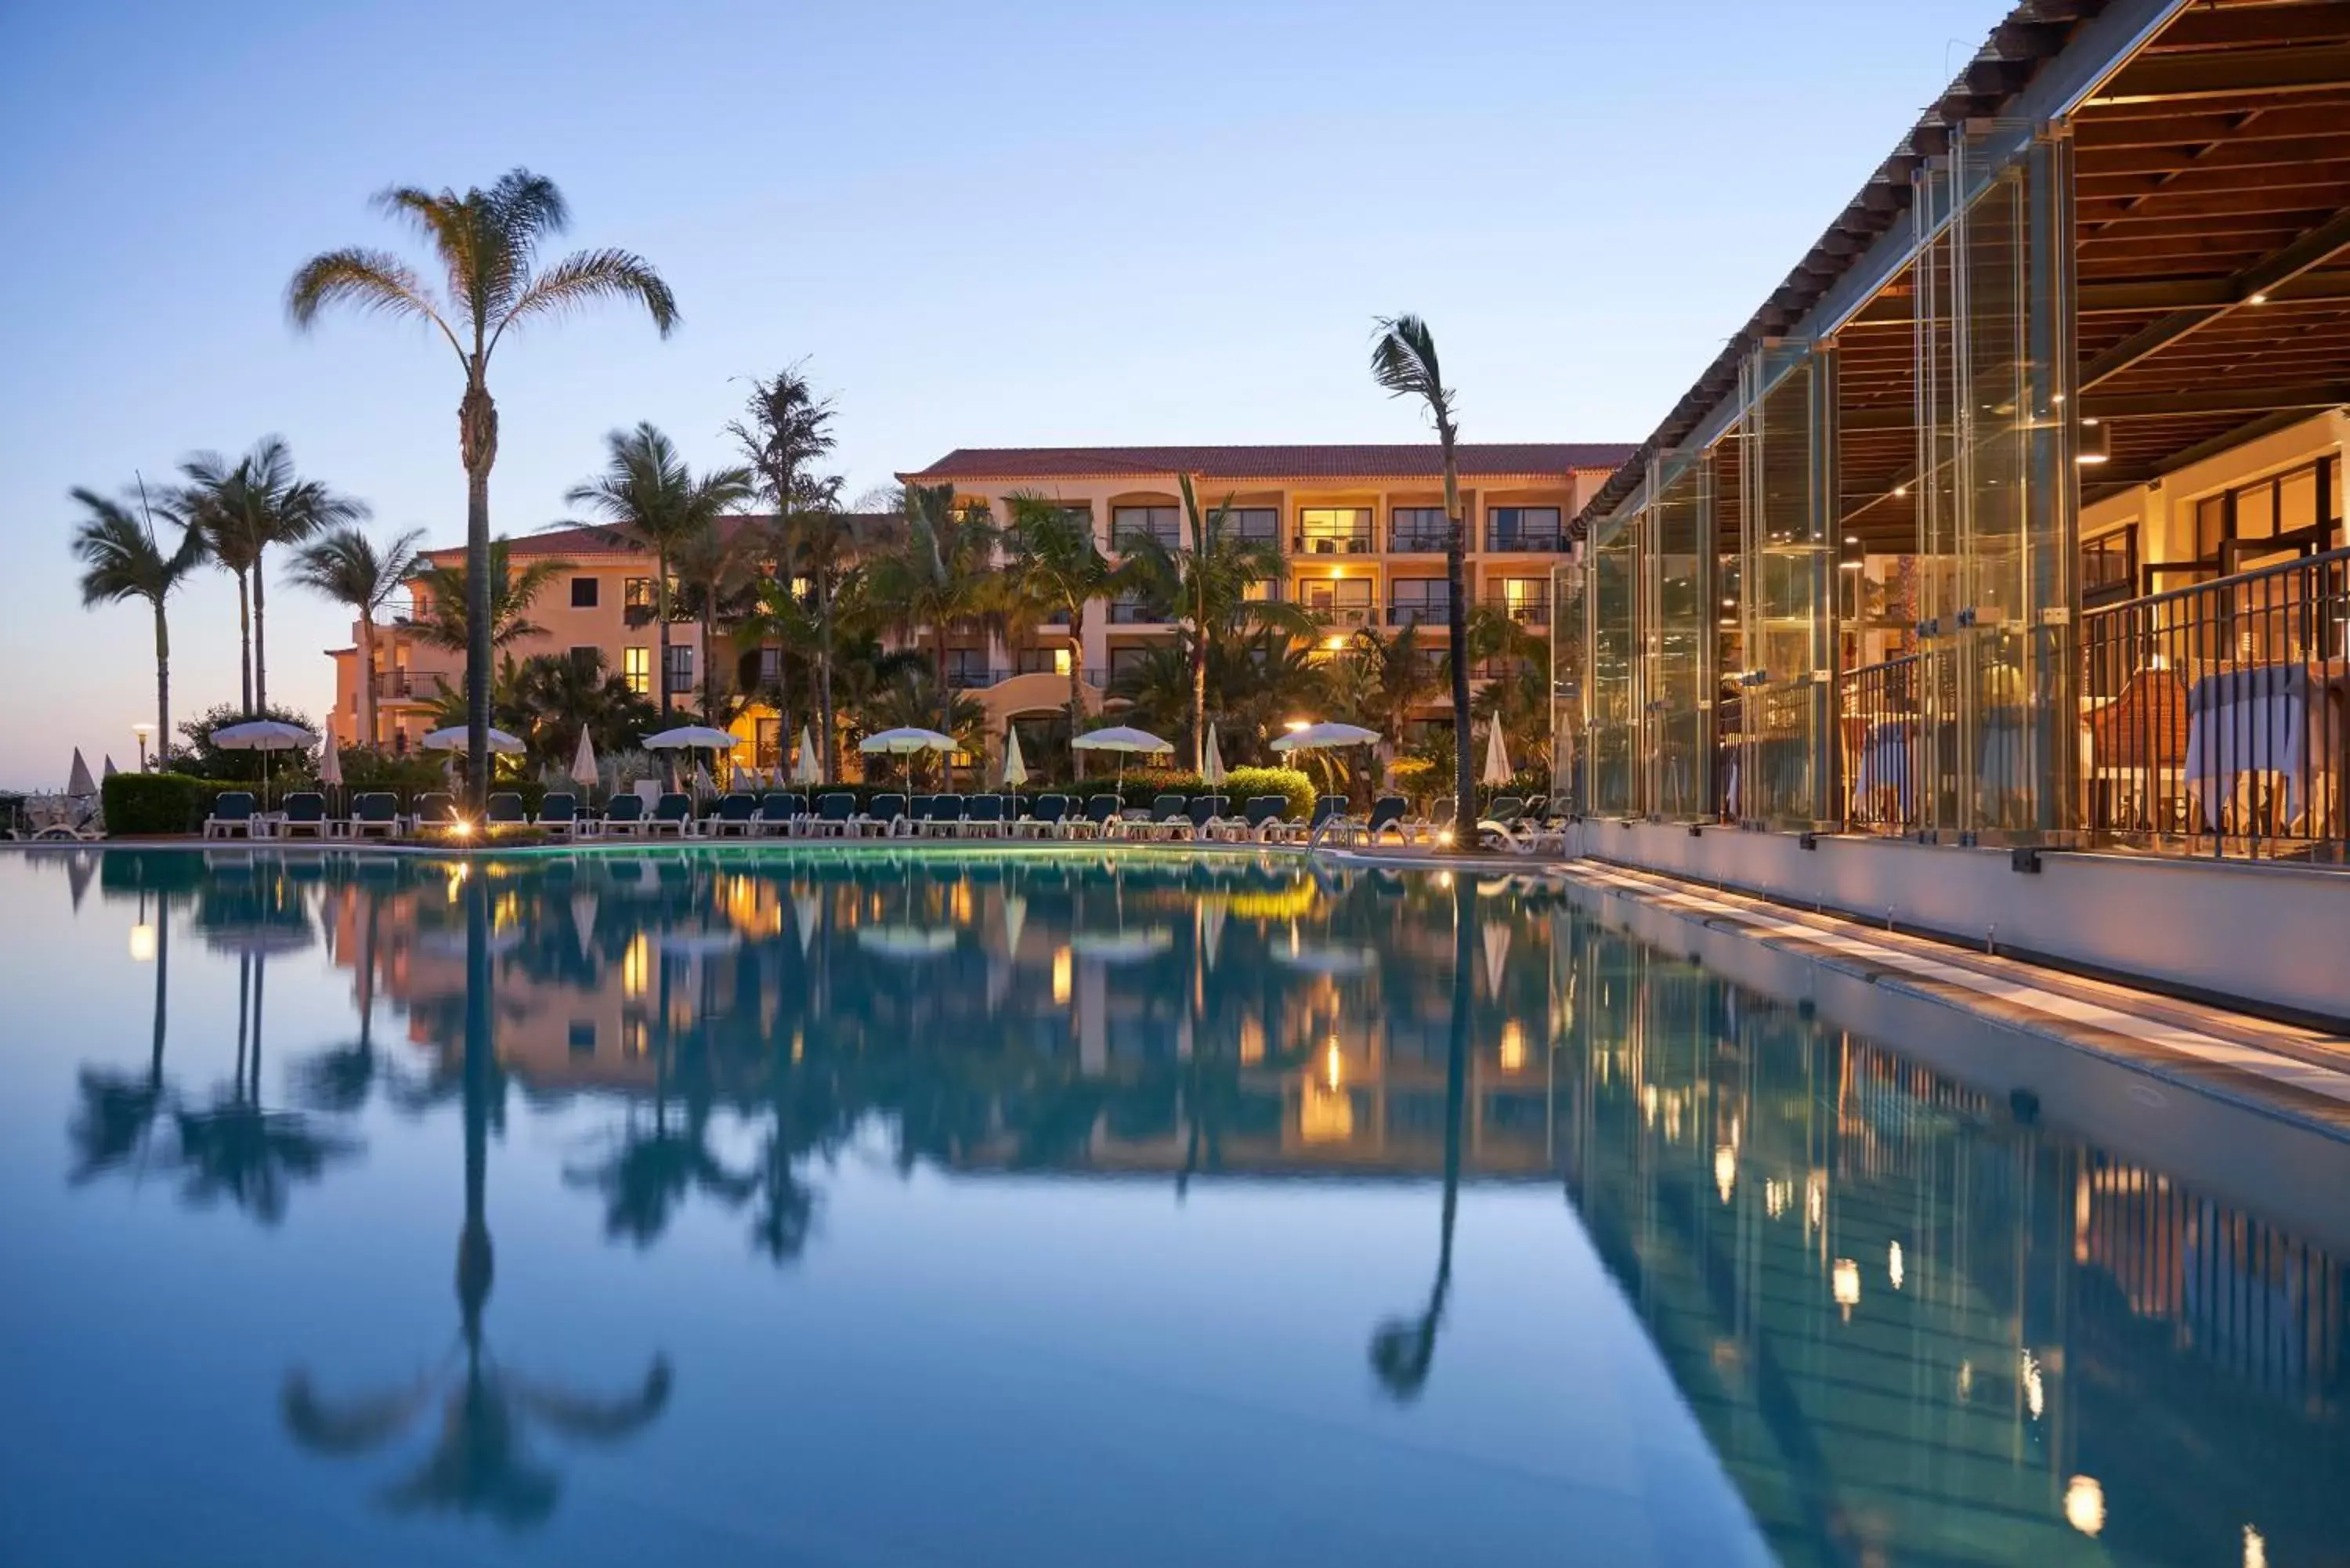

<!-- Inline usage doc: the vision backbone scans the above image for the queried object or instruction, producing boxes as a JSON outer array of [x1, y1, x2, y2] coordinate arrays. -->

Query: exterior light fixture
[[1284, 719, 1311, 732], [450, 818, 474, 837], [1832, 1257, 1860, 1320], [1893, 484, 1910, 497], [2247, 291, 2269, 305], [2077, 417, 2111, 465], [129, 923, 157, 963], [2064, 1476, 2106, 1537]]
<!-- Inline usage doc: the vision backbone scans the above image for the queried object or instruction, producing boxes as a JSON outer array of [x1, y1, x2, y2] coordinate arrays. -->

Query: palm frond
[[286, 247, 463, 362], [493, 247, 678, 353], [1371, 314, 1454, 432]]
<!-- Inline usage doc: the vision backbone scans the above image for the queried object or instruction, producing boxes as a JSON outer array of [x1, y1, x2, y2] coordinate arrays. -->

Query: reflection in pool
[[2, 845, 2344, 1566]]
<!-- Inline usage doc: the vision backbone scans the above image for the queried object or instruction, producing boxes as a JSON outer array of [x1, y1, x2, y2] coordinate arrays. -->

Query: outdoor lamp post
[[132, 722, 154, 770]]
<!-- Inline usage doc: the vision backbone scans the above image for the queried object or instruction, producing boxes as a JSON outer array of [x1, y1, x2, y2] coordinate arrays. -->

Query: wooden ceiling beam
[[2081, 208, 2350, 385], [2091, 42, 2350, 107]]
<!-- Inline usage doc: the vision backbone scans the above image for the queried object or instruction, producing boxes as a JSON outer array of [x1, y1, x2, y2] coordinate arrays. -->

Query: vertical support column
[[1551, 552, 1589, 818], [1741, 344, 1838, 830]]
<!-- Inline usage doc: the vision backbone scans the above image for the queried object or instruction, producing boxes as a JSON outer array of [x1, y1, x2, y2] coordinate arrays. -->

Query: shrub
[[1219, 765, 1316, 820], [172, 703, 321, 781], [101, 772, 234, 835]]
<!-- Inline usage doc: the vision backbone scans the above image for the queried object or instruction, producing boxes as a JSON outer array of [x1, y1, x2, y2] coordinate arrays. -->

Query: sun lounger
[[648, 793, 693, 837], [1477, 796, 1526, 851], [486, 792, 527, 829], [960, 794, 1007, 838], [1067, 795, 1122, 840], [412, 793, 457, 833], [1013, 793, 1068, 839], [1187, 796, 1229, 839], [278, 791, 329, 839], [601, 793, 648, 836], [349, 792, 400, 840], [809, 792, 858, 837], [707, 793, 761, 838], [1124, 793, 1190, 841], [917, 794, 965, 837], [539, 793, 580, 837], [756, 792, 805, 836], [204, 790, 258, 840], [859, 793, 909, 838]]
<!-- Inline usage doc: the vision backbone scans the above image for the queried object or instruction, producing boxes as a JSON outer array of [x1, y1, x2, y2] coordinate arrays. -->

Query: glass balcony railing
[[1292, 530, 1375, 556]]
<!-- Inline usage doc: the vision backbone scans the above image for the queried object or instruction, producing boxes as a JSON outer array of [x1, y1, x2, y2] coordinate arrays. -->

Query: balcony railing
[[1386, 603, 1453, 627], [1389, 528, 1452, 553], [951, 667, 1111, 690], [1293, 531, 1375, 556], [1306, 604, 1376, 630], [1107, 600, 1169, 624], [373, 670, 456, 701], [1483, 527, 1567, 553], [1485, 594, 1551, 625]]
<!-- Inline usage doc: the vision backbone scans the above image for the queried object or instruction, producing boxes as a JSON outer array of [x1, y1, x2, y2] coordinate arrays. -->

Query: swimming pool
[[2, 845, 2343, 1566]]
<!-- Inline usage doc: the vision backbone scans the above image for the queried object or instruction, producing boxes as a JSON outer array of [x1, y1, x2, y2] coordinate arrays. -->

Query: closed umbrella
[[692, 761, 716, 800], [1072, 724, 1173, 792], [570, 728, 598, 797], [103, 755, 120, 780], [1201, 724, 1226, 787], [1482, 721, 1513, 789], [67, 748, 98, 797], [318, 732, 342, 787], [1000, 725, 1029, 789], [792, 724, 822, 787]]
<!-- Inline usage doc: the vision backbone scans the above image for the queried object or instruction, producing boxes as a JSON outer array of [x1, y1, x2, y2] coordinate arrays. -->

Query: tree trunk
[[235, 569, 254, 715], [817, 583, 837, 784], [1442, 434, 1473, 842], [150, 894, 168, 1082], [459, 373, 499, 814], [701, 597, 718, 724], [358, 614, 378, 748], [153, 600, 171, 768], [252, 549, 269, 714], [935, 636, 953, 787], [1190, 627, 1208, 777], [1067, 602, 1086, 782], [656, 550, 674, 718]]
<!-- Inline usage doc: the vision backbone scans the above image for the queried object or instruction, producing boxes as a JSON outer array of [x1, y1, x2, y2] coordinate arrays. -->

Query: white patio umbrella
[[642, 724, 741, 751], [210, 720, 319, 808], [421, 724, 525, 754], [1072, 724, 1173, 790], [570, 728, 599, 797], [1270, 722, 1381, 753], [103, 755, 120, 779], [1000, 725, 1029, 789], [1201, 724, 1227, 787], [1482, 721, 1513, 788], [859, 726, 957, 789], [67, 748, 98, 797], [857, 924, 958, 959], [792, 724, 822, 787]]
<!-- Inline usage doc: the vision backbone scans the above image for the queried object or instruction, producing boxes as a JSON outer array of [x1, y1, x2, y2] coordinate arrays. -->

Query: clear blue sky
[[0, 0, 2008, 788]]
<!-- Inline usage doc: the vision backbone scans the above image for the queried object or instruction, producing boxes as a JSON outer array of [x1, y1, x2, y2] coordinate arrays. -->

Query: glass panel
[[1589, 518, 1639, 816], [1645, 457, 1710, 820], [1551, 558, 1589, 815], [2280, 468, 2318, 535], [2196, 497, 2228, 561], [2238, 482, 2276, 542], [1741, 349, 1832, 829]]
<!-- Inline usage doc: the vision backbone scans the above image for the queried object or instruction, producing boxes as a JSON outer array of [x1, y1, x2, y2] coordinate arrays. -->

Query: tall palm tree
[[1372, 314, 1473, 830], [287, 169, 679, 804], [728, 365, 840, 737], [287, 525, 425, 747], [869, 482, 1000, 739], [1006, 492, 1123, 773], [786, 508, 887, 782], [669, 511, 756, 721], [563, 423, 751, 719], [1124, 476, 1314, 769], [409, 539, 573, 656], [72, 489, 208, 761], [175, 437, 368, 716], [1329, 624, 1441, 776]]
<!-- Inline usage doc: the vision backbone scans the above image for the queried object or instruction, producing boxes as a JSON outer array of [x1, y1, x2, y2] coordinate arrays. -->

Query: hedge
[[102, 772, 233, 835]]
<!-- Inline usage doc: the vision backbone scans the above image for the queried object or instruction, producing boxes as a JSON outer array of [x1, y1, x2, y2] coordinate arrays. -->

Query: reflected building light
[[1051, 946, 1072, 1006], [1712, 1143, 1736, 1205], [2020, 1349, 2045, 1421], [2064, 1476, 2105, 1537], [1957, 1360, 1974, 1401], [623, 933, 650, 999], [1499, 1020, 1527, 1072], [2243, 1524, 2267, 1568], [1641, 1083, 1658, 1125], [129, 922, 156, 963], [1323, 1037, 1343, 1092], [1889, 1240, 1905, 1291], [1239, 1013, 1265, 1066], [1805, 1171, 1826, 1234], [1764, 1179, 1789, 1219], [1832, 1257, 1860, 1321]]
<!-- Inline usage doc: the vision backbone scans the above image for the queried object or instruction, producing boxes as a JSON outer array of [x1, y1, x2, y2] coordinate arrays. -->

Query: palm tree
[[175, 437, 368, 715], [728, 365, 841, 739], [287, 525, 425, 747], [408, 539, 573, 656], [1123, 475, 1314, 768], [287, 169, 679, 804], [669, 511, 756, 722], [786, 508, 889, 782], [1372, 314, 1473, 830], [508, 650, 658, 774], [869, 482, 1000, 739], [563, 423, 751, 719], [1329, 624, 1441, 776], [71, 487, 207, 760], [1005, 492, 1123, 773]]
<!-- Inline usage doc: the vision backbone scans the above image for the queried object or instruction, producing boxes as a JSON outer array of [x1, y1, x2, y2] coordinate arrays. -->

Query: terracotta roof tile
[[900, 443, 1636, 483], [418, 512, 899, 562]]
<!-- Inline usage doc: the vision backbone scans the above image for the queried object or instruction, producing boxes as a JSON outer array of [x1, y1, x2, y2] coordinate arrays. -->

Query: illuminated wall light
[[1832, 1258, 1860, 1321], [1888, 1240, 1905, 1291], [2064, 1476, 2105, 1537], [1051, 945, 1072, 1005], [2076, 417, 2111, 466], [129, 922, 157, 963], [2020, 1349, 2046, 1420], [622, 933, 650, 999], [1713, 1143, 1736, 1205]]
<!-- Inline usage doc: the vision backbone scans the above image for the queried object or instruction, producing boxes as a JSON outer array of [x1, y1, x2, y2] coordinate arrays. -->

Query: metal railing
[[1484, 594, 1551, 625], [1386, 603, 1452, 627], [1307, 604, 1376, 630], [1389, 528, 1452, 553], [951, 667, 1110, 690], [374, 670, 456, 700], [1483, 528, 1567, 553], [1839, 653, 1929, 835], [2079, 545, 2347, 861], [1293, 531, 1375, 555], [1107, 600, 1168, 624]]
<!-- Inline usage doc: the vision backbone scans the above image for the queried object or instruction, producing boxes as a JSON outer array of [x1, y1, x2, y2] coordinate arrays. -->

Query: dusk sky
[[0, 0, 2007, 787]]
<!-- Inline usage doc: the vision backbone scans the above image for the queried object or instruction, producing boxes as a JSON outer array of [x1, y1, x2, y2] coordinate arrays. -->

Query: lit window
[[623, 647, 651, 695]]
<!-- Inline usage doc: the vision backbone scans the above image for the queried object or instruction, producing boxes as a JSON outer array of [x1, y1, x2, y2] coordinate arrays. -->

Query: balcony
[[1293, 530, 1375, 557], [1389, 527, 1452, 554], [1306, 604, 1376, 630], [1484, 526, 1567, 553], [1485, 594, 1553, 626], [1107, 600, 1169, 625], [373, 670, 456, 701], [952, 666, 1110, 690], [1386, 603, 1453, 628]]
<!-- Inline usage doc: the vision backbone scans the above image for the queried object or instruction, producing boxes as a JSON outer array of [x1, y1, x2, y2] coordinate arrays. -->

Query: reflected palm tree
[[1369, 880, 1475, 1401], [284, 876, 671, 1528], [70, 890, 175, 1182], [298, 887, 392, 1113]]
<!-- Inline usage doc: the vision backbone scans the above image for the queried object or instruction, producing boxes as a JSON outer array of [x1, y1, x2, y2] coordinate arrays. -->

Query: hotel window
[[1014, 647, 1073, 677], [2081, 527, 2136, 609], [1389, 579, 1452, 626], [569, 645, 599, 675], [664, 645, 693, 694], [1108, 646, 1152, 681], [1224, 507, 1278, 546], [623, 576, 656, 624], [570, 576, 599, 609], [755, 647, 783, 687], [1296, 508, 1372, 555], [2172, 457, 2341, 588], [568, 1021, 596, 1056], [1496, 577, 1549, 623], [1485, 507, 1563, 551], [623, 646, 651, 695], [1112, 505, 1180, 551], [1301, 577, 1372, 627], [945, 649, 989, 685], [1391, 506, 1450, 551]]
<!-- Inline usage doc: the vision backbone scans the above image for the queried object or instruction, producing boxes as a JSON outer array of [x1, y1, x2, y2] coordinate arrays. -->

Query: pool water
[[1, 846, 2344, 1567]]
